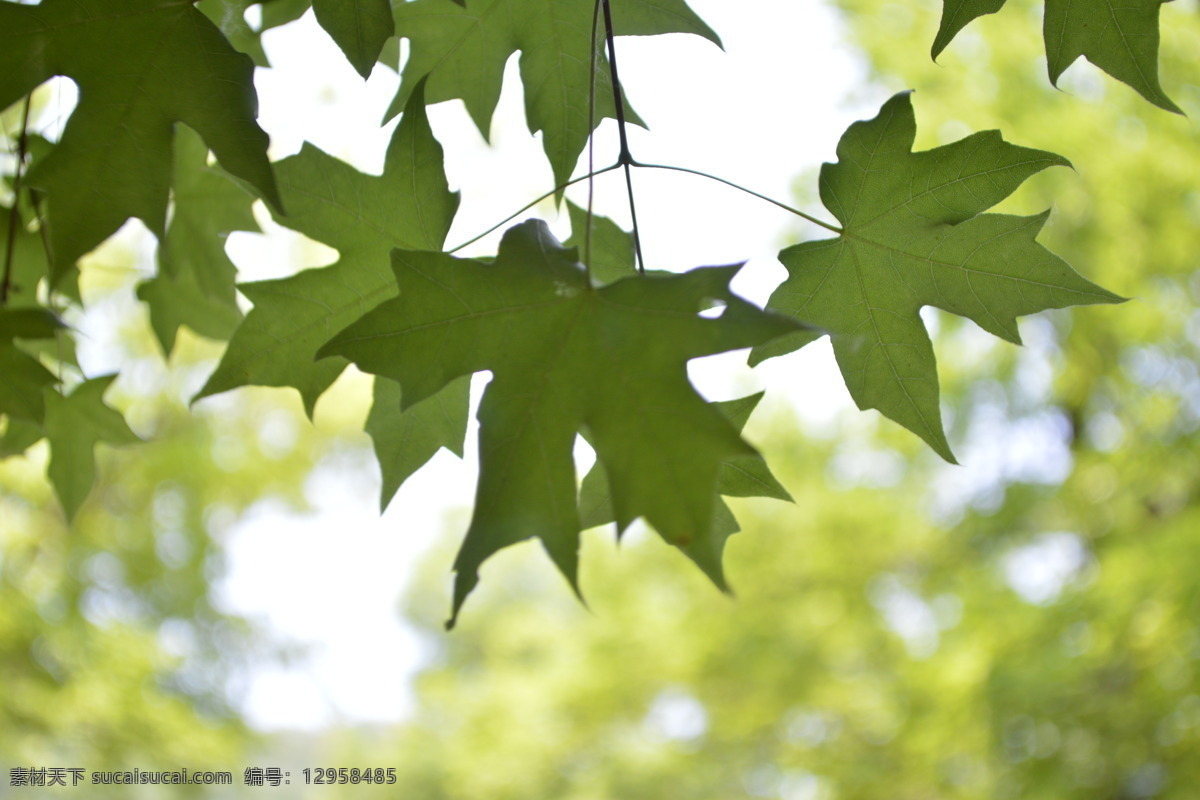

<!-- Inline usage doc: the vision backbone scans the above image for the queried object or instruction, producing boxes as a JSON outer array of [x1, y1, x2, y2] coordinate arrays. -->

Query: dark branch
[[601, 0, 645, 275]]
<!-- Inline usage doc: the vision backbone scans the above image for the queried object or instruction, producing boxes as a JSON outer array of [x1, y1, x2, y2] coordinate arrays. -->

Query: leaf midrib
[[842, 222, 1112, 299]]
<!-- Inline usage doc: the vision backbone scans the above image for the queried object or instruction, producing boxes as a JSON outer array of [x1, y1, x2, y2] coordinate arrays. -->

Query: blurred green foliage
[[1, 280, 329, 793]]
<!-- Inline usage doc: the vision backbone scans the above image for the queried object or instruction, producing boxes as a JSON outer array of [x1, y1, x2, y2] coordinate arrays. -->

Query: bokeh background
[[2, 0, 1198, 797]]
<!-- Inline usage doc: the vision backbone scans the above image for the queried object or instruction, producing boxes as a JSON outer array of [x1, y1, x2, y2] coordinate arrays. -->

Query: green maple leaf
[[137, 126, 258, 354], [0, 0, 280, 278], [197, 82, 457, 415], [389, 0, 720, 188], [932, 0, 1181, 113], [44, 376, 139, 521], [580, 391, 790, 588], [753, 92, 1122, 461], [320, 220, 800, 625], [313, 0, 395, 78]]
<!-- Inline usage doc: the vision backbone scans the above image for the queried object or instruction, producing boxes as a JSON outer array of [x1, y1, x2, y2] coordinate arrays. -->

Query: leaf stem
[[445, 163, 622, 255], [2, 94, 33, 306], [601, 0, 645, 275], [633, 160, 843, 234], [585, 0, 603, 277]]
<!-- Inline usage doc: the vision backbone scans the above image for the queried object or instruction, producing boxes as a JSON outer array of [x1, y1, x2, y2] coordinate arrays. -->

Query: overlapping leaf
[[564, 200, 637, 285], [137, 126, 258, 354], [389, 0, 720, 188], [43, 376, 139, 521], [563, 203, 792, 588], [197, 0, 270, 66], [197, 0, 314, 66], [0, 204, 79, 375], [0, 307, 61, 428], [367, 374, 470, 511], [313, 0, 395, 78], [753, 93, 1122, 460], [932, 0, 1181, 112], [366, 201, 640, 512], [321, 220, 800, 625], [1, 136, 82, 309], [0, 307, 65, 460], [197, 82, 457, 415], [0, 0, 279, 279], [580, 391, 790, 588]]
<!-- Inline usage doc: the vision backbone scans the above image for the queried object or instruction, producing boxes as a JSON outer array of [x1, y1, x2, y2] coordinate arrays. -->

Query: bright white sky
[[212, 0, 883, 730]]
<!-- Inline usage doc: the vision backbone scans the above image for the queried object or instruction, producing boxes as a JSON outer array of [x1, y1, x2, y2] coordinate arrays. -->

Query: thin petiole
[[445, 163, 622, 255], [633, 160, 843, 235]]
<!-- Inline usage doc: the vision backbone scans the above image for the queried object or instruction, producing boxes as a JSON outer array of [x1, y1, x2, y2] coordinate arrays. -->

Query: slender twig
[[446, 164, 622, 255], [633, 160, 843, 234], [2, 94, 33, 306], [600, 0, 645, 274], [585, 0, 603, 276]]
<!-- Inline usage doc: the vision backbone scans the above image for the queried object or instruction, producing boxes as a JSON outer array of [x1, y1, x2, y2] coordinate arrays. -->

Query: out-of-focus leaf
[[43, 376, 139, 520], [137, 125, 255, 354], [0, 344, 56, 423]]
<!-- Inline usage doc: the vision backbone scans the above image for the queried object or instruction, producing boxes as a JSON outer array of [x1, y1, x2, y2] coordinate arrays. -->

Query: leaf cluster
[[2, 0, 1182, 623]]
